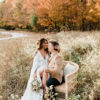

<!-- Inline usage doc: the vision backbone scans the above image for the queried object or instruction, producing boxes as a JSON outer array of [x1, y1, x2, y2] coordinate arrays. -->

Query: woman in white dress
[[21, 38, 49, 100]]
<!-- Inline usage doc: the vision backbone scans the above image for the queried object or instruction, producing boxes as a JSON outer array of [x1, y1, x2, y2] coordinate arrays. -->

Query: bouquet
[[31, 79, 42, 93], [44, 85, 58, 100]]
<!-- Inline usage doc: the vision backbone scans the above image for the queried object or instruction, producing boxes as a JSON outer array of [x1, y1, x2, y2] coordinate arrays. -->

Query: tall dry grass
[[56, 32, 100, 100], [0, 38, 35, 100], [0, 31, 100, 100]]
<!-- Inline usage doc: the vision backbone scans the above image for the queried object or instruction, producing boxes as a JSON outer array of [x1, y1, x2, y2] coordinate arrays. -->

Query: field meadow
[[0, 31, 100, 100]]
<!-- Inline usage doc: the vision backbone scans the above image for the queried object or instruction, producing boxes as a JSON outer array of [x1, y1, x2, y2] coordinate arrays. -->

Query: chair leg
[[65, 92, 68, 99], [65, 79, 68, 99]]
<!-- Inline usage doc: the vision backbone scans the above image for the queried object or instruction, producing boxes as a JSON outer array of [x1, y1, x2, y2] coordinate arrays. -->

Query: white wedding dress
[[21, 50, 49, 100]]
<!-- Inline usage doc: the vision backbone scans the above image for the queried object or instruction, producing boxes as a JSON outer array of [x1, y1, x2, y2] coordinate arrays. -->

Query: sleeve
[[46, 56, 63, 74], [27, 53, 40, 88], [32, 53, 40, 74], [29, 53, 40, 81]]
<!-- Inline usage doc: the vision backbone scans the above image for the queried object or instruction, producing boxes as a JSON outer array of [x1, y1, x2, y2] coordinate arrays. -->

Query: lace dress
[[21, 50, 49, 100]]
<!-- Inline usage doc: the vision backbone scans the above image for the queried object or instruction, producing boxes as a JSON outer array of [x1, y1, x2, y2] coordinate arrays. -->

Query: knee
[[43, 72, 48, 77], [39, 69, 42, 75], [43, 71, 46, 75]]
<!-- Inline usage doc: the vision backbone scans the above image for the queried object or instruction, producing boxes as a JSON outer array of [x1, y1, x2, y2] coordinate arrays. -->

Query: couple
[[21, 38, 64, 100]]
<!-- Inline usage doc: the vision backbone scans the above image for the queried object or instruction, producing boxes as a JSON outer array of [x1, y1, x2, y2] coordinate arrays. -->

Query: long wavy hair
[[34, 38, 48, 56]]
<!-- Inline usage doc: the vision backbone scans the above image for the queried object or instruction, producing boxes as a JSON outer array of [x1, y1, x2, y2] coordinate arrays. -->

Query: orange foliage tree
[[0, 0, 100, 31], [38, 0, 100, 31]]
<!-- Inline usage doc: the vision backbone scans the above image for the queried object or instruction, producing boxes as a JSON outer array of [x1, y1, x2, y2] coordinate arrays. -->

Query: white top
[[21, 50, 49, 100], [34, 50, 49, 74]]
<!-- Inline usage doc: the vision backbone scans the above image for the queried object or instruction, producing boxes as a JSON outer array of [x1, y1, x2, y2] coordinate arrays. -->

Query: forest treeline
[[0, 0, 100, 32]]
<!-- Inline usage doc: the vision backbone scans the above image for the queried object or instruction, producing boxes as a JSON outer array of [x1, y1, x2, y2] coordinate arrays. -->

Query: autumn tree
[[38, 0, 100, 31], [0, 0, 100, 31], [12, 0, 28, 29], [27, 0, 39, 30]]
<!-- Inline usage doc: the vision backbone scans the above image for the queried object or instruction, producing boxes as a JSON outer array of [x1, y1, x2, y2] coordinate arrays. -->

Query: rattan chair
[[55, 61, 79, 100]]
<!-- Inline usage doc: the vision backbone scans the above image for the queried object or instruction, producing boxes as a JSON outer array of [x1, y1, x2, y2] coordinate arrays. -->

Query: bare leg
[[42, 71, 48, 94], [42, 72, 48, 88], [39, 69, 48, 94]]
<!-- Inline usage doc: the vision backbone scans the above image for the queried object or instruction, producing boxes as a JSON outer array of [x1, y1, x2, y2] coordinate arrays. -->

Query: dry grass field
[[0, 31, 100, 100]]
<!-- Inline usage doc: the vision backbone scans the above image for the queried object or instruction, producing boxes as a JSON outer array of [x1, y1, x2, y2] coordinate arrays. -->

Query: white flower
[[11, 94, 15, 100], [31, 79, 41, 92]]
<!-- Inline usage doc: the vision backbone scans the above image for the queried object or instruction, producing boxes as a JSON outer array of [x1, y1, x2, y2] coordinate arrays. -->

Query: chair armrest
[[65, 67, 79, 97], [63, 61, 79, 98]]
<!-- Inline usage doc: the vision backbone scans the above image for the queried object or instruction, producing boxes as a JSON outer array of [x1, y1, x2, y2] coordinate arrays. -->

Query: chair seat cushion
[[64, 63, 76, 76], [55, 83, 65, 93]]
